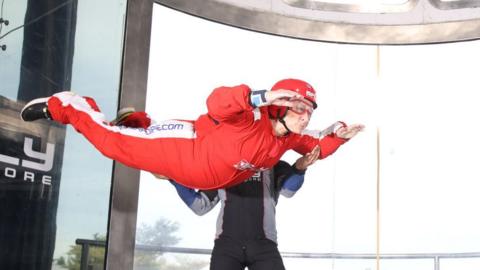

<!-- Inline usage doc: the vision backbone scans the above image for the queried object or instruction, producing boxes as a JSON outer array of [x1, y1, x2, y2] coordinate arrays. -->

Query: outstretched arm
[[168, 181, 219, 216], [278, 164, 305, 198], [294, 122, 364, 159]]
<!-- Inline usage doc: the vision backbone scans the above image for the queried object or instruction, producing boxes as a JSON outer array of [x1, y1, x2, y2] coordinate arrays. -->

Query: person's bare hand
[[153, 173, 168, 180], [264, 89, 304, 107], [336, 124, 365, 139], [294, 145, 320, 170]]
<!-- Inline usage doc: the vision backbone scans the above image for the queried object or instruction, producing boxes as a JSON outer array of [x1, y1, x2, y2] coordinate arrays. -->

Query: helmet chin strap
[[278, 109, 292, 135]]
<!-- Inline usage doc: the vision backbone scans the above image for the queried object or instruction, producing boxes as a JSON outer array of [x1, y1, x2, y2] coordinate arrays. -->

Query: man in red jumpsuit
[[20, 78, 364, 189]]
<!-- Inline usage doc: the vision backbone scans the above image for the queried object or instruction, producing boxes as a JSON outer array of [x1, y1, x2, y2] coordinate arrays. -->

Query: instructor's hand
[[295, 145, 320, 170], [336, 124, 365, 139], [153, 173, 168, 180]]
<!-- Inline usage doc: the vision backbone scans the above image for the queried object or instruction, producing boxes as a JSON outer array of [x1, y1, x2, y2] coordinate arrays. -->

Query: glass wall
[[0, 0, 126, 269], [136, 3, 480, 270]]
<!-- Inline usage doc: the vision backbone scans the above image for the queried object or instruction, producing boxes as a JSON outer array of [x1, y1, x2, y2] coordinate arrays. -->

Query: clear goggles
[[288, 99, 314, 115]]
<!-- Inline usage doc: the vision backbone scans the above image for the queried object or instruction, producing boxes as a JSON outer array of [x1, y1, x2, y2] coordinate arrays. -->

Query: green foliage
[[56, 233, 106, 270], [135, 218, 208, 270], [56, 219, 208, 270], [136, 218, 181, 246], [135, 255, 208, 270], [135, 218, 181, 268]]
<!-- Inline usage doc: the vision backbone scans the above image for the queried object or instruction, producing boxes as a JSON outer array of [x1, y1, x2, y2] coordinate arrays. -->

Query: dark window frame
[[106, 0, 153, 269]]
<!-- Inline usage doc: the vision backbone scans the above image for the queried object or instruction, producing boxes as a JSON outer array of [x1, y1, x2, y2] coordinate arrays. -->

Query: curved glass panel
[[429, 0, 480, 9], [283, 0, 415, 13], [313, 0, 408, 3], [156, 0, 480, 44], [137, 4, 480, 270]]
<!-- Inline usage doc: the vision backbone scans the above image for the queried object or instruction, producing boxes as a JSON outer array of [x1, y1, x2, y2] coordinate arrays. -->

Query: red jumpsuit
[[47, 85, 347, 189]]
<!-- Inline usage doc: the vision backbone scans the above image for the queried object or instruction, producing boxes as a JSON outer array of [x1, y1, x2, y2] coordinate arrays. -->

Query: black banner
[[17, 0, 77, 102], [0, 97, 65, 269]]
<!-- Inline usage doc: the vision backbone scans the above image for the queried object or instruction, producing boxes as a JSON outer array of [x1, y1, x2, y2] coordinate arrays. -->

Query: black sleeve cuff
[[292, 164, 306, 175], [249, 89, 268, 108]]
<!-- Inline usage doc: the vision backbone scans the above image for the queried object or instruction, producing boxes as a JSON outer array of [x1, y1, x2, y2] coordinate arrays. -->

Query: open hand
[[335, 124, 365, 139], [294, 145, 320, 170]]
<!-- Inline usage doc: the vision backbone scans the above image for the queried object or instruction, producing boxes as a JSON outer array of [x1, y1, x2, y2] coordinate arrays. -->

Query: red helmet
[[268, 78, 317, 119]]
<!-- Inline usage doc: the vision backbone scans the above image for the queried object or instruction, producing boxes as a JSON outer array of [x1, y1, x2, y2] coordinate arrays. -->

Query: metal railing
[[75, 238, 480, 270]]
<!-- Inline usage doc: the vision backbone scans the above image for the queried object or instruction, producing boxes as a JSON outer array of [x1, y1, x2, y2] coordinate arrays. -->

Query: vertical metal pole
[[375, 45, 381, 270], [80, 244, 90, 270], [105, 0, 152, 270], [434, 256, 440, 270]]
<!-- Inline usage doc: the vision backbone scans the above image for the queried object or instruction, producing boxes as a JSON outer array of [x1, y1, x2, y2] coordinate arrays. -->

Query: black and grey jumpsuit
[[170, 161, 306, 270]]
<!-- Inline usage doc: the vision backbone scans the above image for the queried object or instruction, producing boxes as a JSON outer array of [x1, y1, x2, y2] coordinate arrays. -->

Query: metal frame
[[104, 0, 480, 269], [285, 0, 480, 12], [81, 239, 480, 270], [429, 0, 480, 10], [283, 0, 419, 13], [105, 0, 153, 269], [156, 0, 480, 44]]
